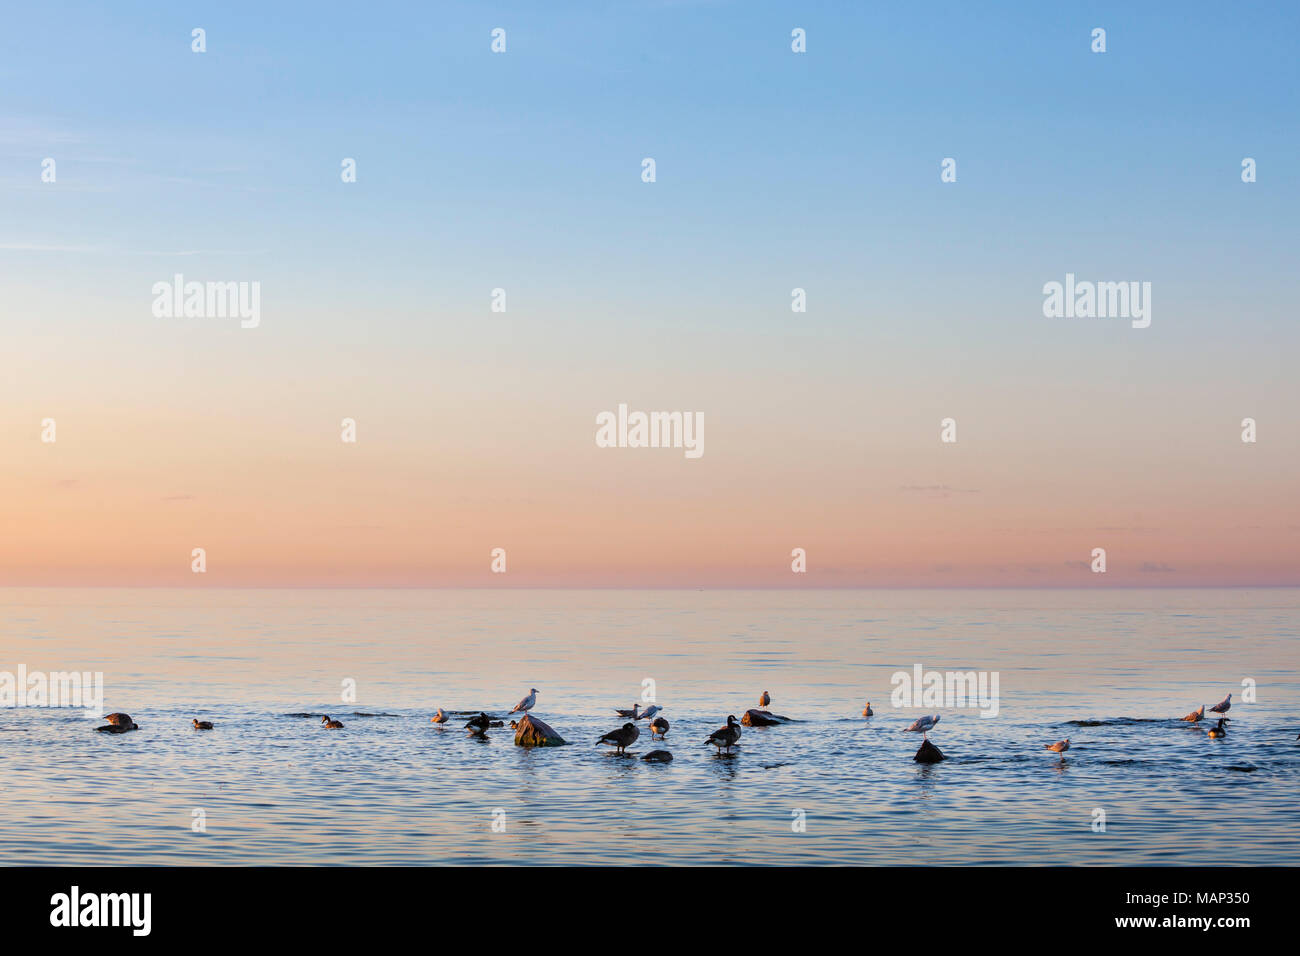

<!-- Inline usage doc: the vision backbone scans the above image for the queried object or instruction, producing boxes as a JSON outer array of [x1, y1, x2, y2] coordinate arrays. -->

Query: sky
[[2, 0, 1298, 587]]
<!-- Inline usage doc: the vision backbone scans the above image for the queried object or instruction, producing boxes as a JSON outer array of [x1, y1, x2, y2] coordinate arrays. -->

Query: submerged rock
[[641, 750, 674, 763], [513, 714, 566, 747], [914, 739, 945, 763], [742, 709, 790, 727]]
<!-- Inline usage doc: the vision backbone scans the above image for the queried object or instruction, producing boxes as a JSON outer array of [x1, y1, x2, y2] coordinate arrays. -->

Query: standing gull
[[1045, 738, 1070, 760], [635, 704, 662, 721], [431, 708, 448, 724], [903, 715, 940, 739], [1180, 704, 1205, 723], [1209, 694, 1231, 716], [510, 689, 538, 714], [759, 691, 771, 708], [614, 703, 641, 719]]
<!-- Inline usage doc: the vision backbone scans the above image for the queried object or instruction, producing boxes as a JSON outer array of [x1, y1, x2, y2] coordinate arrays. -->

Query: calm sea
[[1, 588, 1296, 865]]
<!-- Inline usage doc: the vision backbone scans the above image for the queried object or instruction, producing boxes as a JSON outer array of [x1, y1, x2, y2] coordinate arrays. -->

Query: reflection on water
[[0, 588, 1297, 864]]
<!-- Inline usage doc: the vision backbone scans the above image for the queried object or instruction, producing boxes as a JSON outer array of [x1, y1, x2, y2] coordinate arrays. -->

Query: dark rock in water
[[513, 714, 566, 747], [914, 739, 945, 763], [642, 750, 673, 763], [742, 709, 791, 727]]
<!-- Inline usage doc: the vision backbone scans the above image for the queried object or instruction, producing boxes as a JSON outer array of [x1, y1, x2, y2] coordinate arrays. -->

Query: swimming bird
[[862, 701, 874, 717], [1209, 694, 1231, 716], [614, 703, 641, 719], [903, 715, 940, 739], [509, 719, 520, 729], [95, 712, 139, 733], [706, 715, 742, 753], [465, 712, 491, 736], [321, 715, 344, 729], [636, 704, 662, 721], [598, 722, 639, 754], [1045, 738, 1070, 758], [760, 691, 771, 707], [511, 689, 538, 714], [650, 716, 670, 739], [192, 719, 214, 730], [431, 708, 448, 724], [1180, 704, 1205, 722], [1208, 717, 1230, 739], [642, 750, 673, 763]]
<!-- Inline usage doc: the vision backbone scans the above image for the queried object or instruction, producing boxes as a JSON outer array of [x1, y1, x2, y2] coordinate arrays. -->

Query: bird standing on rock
[[511, 689, 538, 714], [760, 691, 770, 707], [903, 715, 940, 739]]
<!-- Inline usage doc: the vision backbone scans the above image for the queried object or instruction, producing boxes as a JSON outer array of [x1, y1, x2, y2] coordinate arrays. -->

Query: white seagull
[[903, 714, 941, 739], [1209, 693, 1231, 716], [635, 704, 662, 721], [511, 688, 538, 714]]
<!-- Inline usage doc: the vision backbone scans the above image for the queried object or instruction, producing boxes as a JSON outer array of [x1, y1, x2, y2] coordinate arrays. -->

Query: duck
[[465, 712, 492, 736], [192, 719, 214, 730], [614, 703, 641, 719], [650, 716, 670, 739], [642, 750, 674, 763], [1209, 694, 1231, 716], [509, 719, 520, 729], [862, 700, 874, 717], [1180, 704, 1205, 722], [321, 715, 344, 729], [95, 712, 139, 733], [903, 714, 940, 739], [510, 689, 538, 714], [1208, 717, 1230, 739], [1045, 738, 1070, 758], [598, 722, 639, 754], [759, 691, 771, 708], [706, 715, 742, 753], [431, 708, 448, 724]]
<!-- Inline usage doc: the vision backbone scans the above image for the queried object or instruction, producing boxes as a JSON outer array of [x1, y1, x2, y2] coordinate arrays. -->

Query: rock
[[513, 714, 566, 747], [742, 709, 790, 727], [914, 739, 945, 763], [641, 750, 673, 763]]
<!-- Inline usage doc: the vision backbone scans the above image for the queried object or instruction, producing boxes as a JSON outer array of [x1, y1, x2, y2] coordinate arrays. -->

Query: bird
[[1209, 694, 1232, 716], [1208, 717, 1230, 739], [759, 691, 771, 708], [431, 708, 448, 724], [706, 715, 742, 753], [598, 722, 639, 754], [642, 750, 673, 763], [509, 719, 520, 729], [192, 719, 214, 730], [1180, 704, 1205, 722], [903, 715, 940, 739], [862, 701, 874, 717], [635, 704, 662, 721], [511, 689, 538, 714], [614, 703, 641, 719], [465, 712, 491, 736], [650, 716, 670, 739], [95, 712, 139, 733], [321, 715, 344, 729], [1045, 738, 1070, 759]]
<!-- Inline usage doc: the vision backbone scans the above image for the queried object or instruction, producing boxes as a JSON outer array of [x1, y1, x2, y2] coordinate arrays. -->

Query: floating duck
[[1180, 705, 1205, 722], [95, 712, 139, 733], [431, 708, 448, 724], [706, 715, 742, 753], [192, 719, 214, 730], [1208, 717, 1230, 739], [650, 716, 670, 739], [642, 750, 673, 763], [1209, 694, 1231, 716], [862, 701, 874, 717], [510, 689, 538, 714], [465, 712, 491, 736], [598, 722, 639, 754], [321, 715, 344, 729], [903, 714, 941, 739]]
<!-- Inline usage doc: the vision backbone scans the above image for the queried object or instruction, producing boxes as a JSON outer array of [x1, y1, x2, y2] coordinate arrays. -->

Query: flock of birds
[[90, 689, 1260, 762]]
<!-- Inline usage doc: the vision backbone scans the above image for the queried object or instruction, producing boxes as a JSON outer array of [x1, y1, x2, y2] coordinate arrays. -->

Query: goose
[[192, 719, 214, 730], [1180, 704, 1205, 722], [650, 716, 670, 739], [759, 691, 771, 708], [510, 689, 538, 714], [1208, 717, 1230, 739], [598, 722, 639, 754], [95, 712, 139, 733], [431, 708, 448, 724], [706, 715, 742, 753], [862, 701, 874, 717], [1045, 738, 1070, 758], [902, 714, 940, 739], [465, 712, 491, 736], [614, 703, 641, 719], [1209, 694, 1231, 716], [321, 715, 344, 729]]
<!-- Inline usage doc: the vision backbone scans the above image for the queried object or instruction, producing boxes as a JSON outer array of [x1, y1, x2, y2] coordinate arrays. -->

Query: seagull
[[862, 700, 874, 717], [465, 712, 491, 736], [1045, 738, 1070, 759], [431, 708, 448, 724], [614, 703, 641, 719], [759, 691, 771, 708], [598, 722, 639, 754], [1209, 694, 1231, 716], [192, 719, 214, 730], [511, 689, 538, 714], [321, 715, 344, 729], [706, 715, 742, 753], [1208, 717, 1230, 739], [650, 716, 670, 739], [95, 712, 139, 733], [903, 715, 940, 739], [635, 704, 662, 721], [1180, 704, 1205, 722]]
